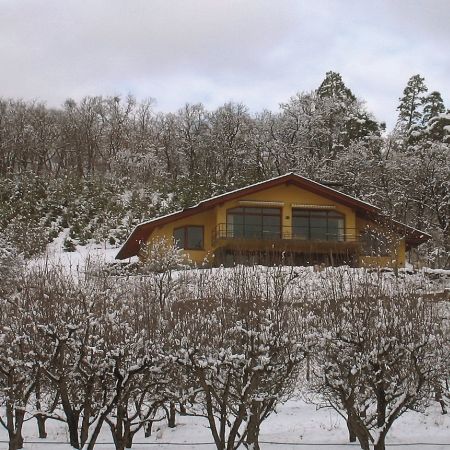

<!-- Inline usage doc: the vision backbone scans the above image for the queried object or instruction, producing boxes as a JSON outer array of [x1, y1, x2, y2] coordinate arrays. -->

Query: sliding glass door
[[227, 207, 281, 239], [292, 209, 344, 241]]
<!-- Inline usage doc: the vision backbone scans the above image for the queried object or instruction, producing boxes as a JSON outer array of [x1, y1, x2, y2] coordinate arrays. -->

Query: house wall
[[146, 183, 405, 267], [215, 183, 356, 238], [355, 216, 406, 268], [149, 209, 216, 264]]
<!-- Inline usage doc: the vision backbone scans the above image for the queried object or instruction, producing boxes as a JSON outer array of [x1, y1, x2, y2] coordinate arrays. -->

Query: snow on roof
[[133, 172, 380, 229]]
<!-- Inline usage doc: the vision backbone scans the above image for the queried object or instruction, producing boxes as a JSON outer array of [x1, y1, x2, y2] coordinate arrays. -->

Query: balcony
[[212, 223, 361, 254]]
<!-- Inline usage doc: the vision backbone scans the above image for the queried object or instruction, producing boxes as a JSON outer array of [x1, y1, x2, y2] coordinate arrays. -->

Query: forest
[[0, 71, 449, 450], [0, 71, 448, 267]]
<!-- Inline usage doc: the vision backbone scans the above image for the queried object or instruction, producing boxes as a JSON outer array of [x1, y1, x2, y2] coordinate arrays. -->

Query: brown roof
[[116, 172, 431, 259]]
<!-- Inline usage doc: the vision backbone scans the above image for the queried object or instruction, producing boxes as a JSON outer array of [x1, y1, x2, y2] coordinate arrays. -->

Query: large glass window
[[173, 226, 204, 249], [227, 207, 281, 239], [292, 209, 344, 241]]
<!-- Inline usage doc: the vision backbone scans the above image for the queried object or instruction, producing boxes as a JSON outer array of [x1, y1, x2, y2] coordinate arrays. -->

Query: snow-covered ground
[[1, 399, 448, 449], [36, 230, 128, 270]]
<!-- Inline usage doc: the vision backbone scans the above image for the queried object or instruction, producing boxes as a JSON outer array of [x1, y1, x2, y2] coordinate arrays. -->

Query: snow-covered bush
[[139, 237, 189, 309], [306, 270, 447, 450], [168, 265, 306, 450], [0, 262, 173, 450], [0, 236, 22, 296]]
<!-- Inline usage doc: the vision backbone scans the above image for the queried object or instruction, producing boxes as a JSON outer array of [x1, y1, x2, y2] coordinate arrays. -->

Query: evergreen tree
[[422, 91, 446, 125], [426, 110, 450, 143], [315, 71, 381, 156], [396, 74, 428, 131], [317, 71, 356, 102]]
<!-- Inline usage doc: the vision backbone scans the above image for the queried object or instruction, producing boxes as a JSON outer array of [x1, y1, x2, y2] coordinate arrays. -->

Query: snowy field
[[3, 242, 449, 450], [0, 399, 449, 449]]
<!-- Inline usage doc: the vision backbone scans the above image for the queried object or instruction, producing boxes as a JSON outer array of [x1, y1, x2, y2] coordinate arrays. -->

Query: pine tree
[[315, 71, 381, 154], [396, 74, 428, 131], [317, 71, 356, 102], [422, 91, 445, 125]]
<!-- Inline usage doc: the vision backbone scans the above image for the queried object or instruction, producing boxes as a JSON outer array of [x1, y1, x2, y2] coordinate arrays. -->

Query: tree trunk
[[435, 383, 448, 414], [36, 414, 48, 439], [374, 437, 386, 450], [8, 409, 25, 450], [246, 401, 261, 450], [35, 377, 48, 438], [123, 420, 134, 448], [144, 421, 153, 437], [167, 402, 176, 428], [66, 413, 80, 449], [125, 430, 133, 449], [346, 419, 356, 442], [80, 412, 90, 447], [111, 434, 126, 450], [347, 413, 369, 450], [8, 433, 22, 450], [59, 389, 80, 448]]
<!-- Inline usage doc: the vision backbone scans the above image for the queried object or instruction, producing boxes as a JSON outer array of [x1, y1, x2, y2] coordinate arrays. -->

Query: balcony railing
[[212, 223, 360, 245]]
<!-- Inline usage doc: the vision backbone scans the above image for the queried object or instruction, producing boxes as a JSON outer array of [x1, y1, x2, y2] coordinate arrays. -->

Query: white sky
[[1, 0, 449, 129]]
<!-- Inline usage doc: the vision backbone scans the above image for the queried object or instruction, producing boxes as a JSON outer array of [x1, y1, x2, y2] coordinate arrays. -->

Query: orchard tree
[[307, 270, 447, 450], [0, 292, 38, 450], [170, 265, 305, 450]]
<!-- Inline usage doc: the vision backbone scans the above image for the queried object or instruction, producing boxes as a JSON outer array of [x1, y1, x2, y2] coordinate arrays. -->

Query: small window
[[173, 226, 204, 250], [173, 228, 185, 248]]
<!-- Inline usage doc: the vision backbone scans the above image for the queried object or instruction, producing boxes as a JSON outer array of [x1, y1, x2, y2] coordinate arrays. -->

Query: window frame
[[291, 208, 345, 241], [173, 225, 205, 250], [226, 206, 282, 239]]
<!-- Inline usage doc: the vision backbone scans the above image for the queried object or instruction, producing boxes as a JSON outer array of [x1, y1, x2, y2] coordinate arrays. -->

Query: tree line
[[0, 72, 449, 266], [0, 242, 448, 450]]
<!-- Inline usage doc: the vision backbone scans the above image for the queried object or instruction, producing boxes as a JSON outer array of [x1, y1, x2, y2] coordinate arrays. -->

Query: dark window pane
[[292, 217, 309, 239], [328, 218, 345, 241], [244, 207, 262, 215], [234, 215, 244, 225], [310, 218, 327, 240], [262, 208, 281, 215], [227, 207, 281, 240], [227, 214, 244, 238], [263, 215, 281, 238], [245, 214, 263, 238], [187, 227, 203, 249], [173, 228, 185, 248], [293, 209, 309, 217]]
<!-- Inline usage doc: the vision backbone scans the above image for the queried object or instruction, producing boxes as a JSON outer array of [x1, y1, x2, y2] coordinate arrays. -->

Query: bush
[[63, 238, 76, 252]]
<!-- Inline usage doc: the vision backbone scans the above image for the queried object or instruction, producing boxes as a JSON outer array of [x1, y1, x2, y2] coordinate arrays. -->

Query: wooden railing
[[212, 223, 360, 245]]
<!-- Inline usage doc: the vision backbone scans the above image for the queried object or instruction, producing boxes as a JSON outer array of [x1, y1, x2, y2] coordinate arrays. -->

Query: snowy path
[[1, 400, 448, 449]]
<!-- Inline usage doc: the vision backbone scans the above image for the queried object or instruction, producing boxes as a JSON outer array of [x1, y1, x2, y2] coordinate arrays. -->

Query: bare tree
[[169, 265, 305, 450], [306, 270, 447, 450]]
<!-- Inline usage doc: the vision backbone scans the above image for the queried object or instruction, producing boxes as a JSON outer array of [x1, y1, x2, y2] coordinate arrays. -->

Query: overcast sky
[[1, 0, 449, 129]]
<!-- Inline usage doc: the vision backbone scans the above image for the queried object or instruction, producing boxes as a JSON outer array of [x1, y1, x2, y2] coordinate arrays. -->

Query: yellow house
[[116, 173, 430, 268]]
